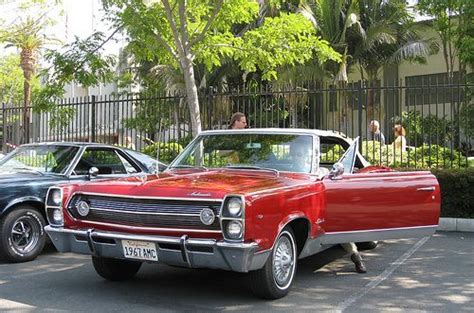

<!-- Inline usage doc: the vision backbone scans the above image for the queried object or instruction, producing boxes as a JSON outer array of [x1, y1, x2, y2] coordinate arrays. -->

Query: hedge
[[431, 168, 474, 218]]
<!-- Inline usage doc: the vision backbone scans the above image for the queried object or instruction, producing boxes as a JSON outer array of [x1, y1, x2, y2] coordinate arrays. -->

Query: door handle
[[417, 186, 435, 192]]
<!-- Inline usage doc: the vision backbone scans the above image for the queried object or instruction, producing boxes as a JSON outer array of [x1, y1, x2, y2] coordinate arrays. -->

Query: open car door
[[321, 139, 440, 244]]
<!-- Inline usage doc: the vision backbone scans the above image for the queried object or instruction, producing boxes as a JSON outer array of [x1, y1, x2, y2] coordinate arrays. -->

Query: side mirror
[[88, 167, 99, 179], [329, 162, 344, 180]]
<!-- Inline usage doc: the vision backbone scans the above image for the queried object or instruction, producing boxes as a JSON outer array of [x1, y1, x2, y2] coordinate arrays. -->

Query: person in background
[[289, 138, 311, 173], [124, 136, 136, 150], [341, 243, 367, 273], [369, 120, 385, 145], [228, 112, 247, 129], [393, 124, 407, 152]]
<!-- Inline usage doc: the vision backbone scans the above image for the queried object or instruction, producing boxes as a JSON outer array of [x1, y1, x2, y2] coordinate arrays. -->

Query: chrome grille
[[67, 195, 222, 231]]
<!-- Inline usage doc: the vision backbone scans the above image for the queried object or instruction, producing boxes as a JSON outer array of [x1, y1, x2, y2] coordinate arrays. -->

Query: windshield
[[170, 133, 316, 173], [0, 145, 79, 174]]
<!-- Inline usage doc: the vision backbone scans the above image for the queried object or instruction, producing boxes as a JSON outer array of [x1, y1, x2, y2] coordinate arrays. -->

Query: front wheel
[[249, 227, 297, 299], [92, 256, 142, 281], [0, 206, 46, 262]]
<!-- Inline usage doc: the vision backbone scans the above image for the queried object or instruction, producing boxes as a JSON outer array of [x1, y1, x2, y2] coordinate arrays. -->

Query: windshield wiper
[[225, 165, 280, 177], [12, 167, 45, 176], [169, 165, 209, 171]]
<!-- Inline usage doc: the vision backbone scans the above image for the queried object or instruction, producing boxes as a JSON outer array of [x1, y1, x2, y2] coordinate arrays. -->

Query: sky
[[1, 0, 119, 56]]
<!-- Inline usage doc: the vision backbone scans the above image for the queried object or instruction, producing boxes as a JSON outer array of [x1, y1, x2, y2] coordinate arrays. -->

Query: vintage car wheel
[[0, 206, 46, 263], [356, 241, 378, 251], [92, 256, 142, 281], [250, 227, 297, 299]]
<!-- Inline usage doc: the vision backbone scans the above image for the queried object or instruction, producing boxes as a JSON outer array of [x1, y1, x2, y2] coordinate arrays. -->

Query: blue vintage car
[[0, 142, 166, 263]]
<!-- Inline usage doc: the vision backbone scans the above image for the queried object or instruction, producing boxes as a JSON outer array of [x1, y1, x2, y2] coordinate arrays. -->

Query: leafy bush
[[142, 142, 183, 163], [391, 111, 455, 147], [361, 140, 470, 169], [431, 168, 474, 218]]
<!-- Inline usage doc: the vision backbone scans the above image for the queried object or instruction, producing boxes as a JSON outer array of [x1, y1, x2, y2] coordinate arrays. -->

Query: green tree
[[417, 0, 474, 147], [417, 0, 471, 81], [0, 0, 61, 143], [299, 0, 362, 83], [0, 54, 38, 104], [102, 0, 340, 136], [351, 0, 437, 116]]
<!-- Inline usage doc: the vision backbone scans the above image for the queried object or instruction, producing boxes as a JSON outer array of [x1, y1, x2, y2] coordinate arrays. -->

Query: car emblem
[[200, 208, 215, 225], [189, 192, 211, 197], [76, 200, 90, 217]]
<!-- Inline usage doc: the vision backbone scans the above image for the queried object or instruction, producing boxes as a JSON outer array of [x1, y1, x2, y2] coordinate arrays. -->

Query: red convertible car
[[45, 129, 440, 299]]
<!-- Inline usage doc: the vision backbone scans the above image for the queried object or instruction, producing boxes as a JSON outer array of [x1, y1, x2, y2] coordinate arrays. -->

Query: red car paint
[[59, 167, 440, 251]]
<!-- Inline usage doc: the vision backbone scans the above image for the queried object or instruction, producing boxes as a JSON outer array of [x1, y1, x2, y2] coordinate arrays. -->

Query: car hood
[[71, 169, 311, 199], [0, 170, 61, 185]]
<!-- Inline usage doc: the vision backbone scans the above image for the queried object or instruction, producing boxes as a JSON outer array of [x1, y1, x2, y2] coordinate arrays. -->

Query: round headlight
[[76, 200, 90, 217], [51, 189, 62, 206], [200, 208, 215, 225], [227, 198, 242, 217], [52, 208, 63, 224], [226, 221, 243, 240]]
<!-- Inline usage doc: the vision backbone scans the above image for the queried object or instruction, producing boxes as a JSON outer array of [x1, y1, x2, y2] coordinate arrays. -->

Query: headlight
[[51, 190, 62, 205], [47, 188, 63, 207], [226, 221, 243, 240], [51, 208, 64, 225], [46, 188, 64, 226], [220, 195, 245, 241], [227, 198, 243, 217]]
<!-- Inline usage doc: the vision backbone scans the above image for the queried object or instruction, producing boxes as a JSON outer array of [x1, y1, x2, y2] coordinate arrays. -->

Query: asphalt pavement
[[0, 231, 473, 312]]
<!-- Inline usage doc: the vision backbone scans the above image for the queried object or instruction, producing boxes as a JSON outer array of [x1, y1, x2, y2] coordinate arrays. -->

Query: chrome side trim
[[417, 186, 436, 192], [322, 225, 438, 244]]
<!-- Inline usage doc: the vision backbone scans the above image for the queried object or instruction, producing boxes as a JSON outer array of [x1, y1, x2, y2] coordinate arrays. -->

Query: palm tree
[[0, 13, 58, 143], [296, 0, 363, 130], [352, 0, 438, 115], [299, 0, 362, 83]]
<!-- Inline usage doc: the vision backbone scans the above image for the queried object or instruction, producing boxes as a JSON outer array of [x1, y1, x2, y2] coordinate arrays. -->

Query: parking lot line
[[336, 236, 430, 312]]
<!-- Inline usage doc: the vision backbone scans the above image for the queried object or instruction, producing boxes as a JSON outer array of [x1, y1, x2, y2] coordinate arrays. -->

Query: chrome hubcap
[[273, 234, 294, 287], [11, 216, 40, 254]]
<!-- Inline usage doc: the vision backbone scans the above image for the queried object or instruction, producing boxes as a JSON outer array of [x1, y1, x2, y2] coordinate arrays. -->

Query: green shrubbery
[[431, 168, 474, 218], [141, 142, 183, 163], [361, 140, 471, 169]]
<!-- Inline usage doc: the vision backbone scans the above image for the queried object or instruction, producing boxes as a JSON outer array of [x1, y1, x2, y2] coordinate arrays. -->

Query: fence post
[[1, 102, 4, 152], [91, 95, 96, 142], [357, 84, 363, 153]]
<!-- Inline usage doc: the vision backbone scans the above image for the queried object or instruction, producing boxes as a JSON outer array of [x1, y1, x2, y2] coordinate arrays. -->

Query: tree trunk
[[20, 48, 36, 144], [181, 58, 202, 137]]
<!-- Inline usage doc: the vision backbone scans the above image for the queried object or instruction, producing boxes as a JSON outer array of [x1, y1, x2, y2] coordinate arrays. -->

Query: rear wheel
[[92, 256, 142, 281], [0, 206, 46, 262], [249, 227, 297, 299]]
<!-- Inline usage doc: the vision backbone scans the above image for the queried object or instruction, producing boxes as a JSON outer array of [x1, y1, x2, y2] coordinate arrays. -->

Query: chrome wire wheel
[[10, 215, 41, 255], [272, 230, 296, 290]]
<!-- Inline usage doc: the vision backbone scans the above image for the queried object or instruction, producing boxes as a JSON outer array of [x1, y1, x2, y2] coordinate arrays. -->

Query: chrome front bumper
[[45, 226, 269, 273]]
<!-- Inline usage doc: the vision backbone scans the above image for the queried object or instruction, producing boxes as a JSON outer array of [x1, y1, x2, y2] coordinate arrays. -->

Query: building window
[[405, 72, 463, 106]]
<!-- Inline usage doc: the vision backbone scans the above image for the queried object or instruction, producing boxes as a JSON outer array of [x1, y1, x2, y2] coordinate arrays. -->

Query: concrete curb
[[438, 217, 474, 232]]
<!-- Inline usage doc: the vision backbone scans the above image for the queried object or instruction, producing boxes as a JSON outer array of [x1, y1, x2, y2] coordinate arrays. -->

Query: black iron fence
[[1, 82, 473, 168]]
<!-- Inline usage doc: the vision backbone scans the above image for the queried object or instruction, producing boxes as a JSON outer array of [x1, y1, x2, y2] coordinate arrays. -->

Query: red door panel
[[323, 171, 440, 233]]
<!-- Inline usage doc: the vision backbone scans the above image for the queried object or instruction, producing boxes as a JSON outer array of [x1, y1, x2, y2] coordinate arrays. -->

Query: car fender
[[272, 213, 311, 253], [1, 196, 45, 218]]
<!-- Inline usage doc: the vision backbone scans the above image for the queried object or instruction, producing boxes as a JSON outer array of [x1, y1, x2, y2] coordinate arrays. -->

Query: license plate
[[122, 240, 158, 261]]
